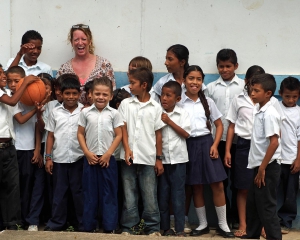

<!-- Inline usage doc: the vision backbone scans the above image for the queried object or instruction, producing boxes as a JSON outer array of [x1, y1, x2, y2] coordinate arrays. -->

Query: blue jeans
[[120, 162, 160, 234]]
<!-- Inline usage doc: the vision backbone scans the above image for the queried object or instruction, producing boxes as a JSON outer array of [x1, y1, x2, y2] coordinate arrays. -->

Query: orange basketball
[[16, 78, 46, 106]]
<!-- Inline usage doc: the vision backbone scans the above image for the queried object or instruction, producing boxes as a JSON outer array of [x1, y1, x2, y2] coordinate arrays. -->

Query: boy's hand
[[291, 159, 300, 174], [155, 160, 164, 176], [41, 91, 52, 106], [24, 75, 40, 85], [209, 145, 219, 159], [37, 154, 44, 168], [85, 151, 99, 165], [31, 149, 40, 164], [254, 167, 265, 188], [18, 43, 35, 56], [99, 153, 111, 168], [161, 113, 171, 125], [45, 160, 53, 175], [124, 149, 134, 166], [224, 151, 231, 168]]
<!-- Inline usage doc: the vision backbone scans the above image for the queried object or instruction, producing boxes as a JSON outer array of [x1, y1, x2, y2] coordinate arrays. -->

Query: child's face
[[160, 87, 180, 112], [165, 50, 183, 73], [62, 88, 80, 110], [279, 89, 300, 107], [128, 76, 146, 96], [45, 84, 51, 95], [217, 60, 238, 81], [0, 67, 7, 89], [251, 83, 271, 106], [85, 89, 93, 105], [24, 39, 42, 63], [54, 86, 63, 102], [7, 73, 22, 93], [92, 85, 112, 110], [184, 70, 203, 97]]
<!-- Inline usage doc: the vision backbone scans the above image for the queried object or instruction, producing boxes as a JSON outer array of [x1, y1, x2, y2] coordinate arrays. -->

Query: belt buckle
[[0, 141, 10, 149]]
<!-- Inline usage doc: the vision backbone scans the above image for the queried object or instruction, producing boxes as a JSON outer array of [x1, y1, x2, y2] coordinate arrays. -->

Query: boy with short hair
[[277, 77, 300, 234], [6, 30, 52, 76], [119, 67, 165, 236], [158, 81, 191, 237], [6, 66, 26, 95], [44, 75, 84, 231], [243, 73, 282, 240]]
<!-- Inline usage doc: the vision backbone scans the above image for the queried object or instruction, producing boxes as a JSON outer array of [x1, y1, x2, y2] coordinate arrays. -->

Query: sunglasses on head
[[72, 24, 89, 29]]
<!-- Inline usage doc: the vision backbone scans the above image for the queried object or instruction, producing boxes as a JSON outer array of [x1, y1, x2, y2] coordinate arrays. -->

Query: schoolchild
[[83, 79, 94, 107], [182, 65, 234, 238], [242, 73, 282, 240], [158, 81, 191, 237], [118, 67, 165, 236], [204, 48, 244, 227], [77, 77, 123, 233], [6, 30, 52, 76], [44, 75, 84, 231], [0, 64, 38, 230], [277, 77, 300, 234], [6, 66, 26, 94]]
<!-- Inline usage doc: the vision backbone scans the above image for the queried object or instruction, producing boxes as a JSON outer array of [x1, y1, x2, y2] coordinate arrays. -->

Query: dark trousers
[[17, 150, 45, 226], [277, 163, 299, 228], [158, 163, 186, 232], [218, 141, 238, 224], [47, 158, 83, 231], [82, 156, 118, 232], [0, 145, 21, 227], [245, 161, 282, 240]]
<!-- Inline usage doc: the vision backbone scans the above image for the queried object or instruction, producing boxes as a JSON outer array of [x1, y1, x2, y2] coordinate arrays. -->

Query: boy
[[158, 81, 191, 237], [44, 75, 84, 231], [243, 73, 282, 240], [204, 49, 244, 226], [6, 30, 52, 76], [119, 67, 165, 236], [0, 64, 39, 230], [277, 77, 300, 234], [6, 66, 26, 95]]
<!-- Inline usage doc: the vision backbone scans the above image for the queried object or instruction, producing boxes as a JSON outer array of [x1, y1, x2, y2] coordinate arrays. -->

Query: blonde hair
[[129, 56, 152, 71], [68, 24, 95, 54]]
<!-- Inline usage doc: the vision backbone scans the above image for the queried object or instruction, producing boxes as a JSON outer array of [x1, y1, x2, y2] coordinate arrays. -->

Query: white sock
[[195, 206, 208, 230], [185, 215, 188, 222], [215, 205, 230, 232], [170, 215, 174, 221]]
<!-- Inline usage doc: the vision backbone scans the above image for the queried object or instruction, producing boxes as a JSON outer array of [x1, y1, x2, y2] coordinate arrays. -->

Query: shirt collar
[[88, 103, 112, 112], [129, 95, 155, 106], [162, 104, 182, 115], [255, 100, 272, 113], [216, 74, 240, 86], [58, 102, 83, 114], [20, 55, 41, 70], [181, 92, 200, 103]]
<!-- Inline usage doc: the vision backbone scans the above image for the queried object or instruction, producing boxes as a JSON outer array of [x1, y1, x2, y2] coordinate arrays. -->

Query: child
[[6, 30, 52, 76], [277, 77, 300, 234], [77, 77, 123, 233], [6, 66, 26, 95], [243, 73, 282, 240], [83, 79, 94, 107], [118, 67, 165, 236], [158, 81, 191, 237], [205, 48, 244, 227], [44, 75, 84, 231], [182, 65, 234, 238]]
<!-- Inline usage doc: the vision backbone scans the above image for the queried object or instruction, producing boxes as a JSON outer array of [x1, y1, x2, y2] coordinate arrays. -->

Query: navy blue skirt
[[186, 134, 227, 185]]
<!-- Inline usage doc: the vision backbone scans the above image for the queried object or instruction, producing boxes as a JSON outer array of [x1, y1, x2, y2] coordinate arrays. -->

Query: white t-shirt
[[0, 88, 15, 139]]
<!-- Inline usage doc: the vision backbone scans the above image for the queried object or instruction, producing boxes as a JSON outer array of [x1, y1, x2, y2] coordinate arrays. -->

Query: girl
[[182, 65, 234, 238]]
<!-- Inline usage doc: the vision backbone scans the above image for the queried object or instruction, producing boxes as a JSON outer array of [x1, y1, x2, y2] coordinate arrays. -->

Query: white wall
[[1, 0, 300, 74]]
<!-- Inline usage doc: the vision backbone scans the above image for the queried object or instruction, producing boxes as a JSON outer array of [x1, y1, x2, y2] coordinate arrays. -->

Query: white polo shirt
[[248, 101, 281, 169], [118, 96, 165, 166], [45, 103, 83, 163], [162, 105, 191, 164], [204, 75, 244, 141], [6, 56, 52, 76], [181, 94, 222, 137], [78, 104, 123, 156], [279, 101, 300, 164], [0, 88, 15, 140]]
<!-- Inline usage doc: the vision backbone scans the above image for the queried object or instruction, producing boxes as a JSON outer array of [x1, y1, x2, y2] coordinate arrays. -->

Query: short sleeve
[[154, 105, 164, 131], [13, 102, 24, 116], [0, 88, 7, 98], [45, 109, 56, 132], [181, 109, 191, 135], [264, 111, 280, 138], [118, 100, 127, 123], [112, 111, 124, 128], [207, 98, 222, 122], [78, 110, 87, 128], [226, 97, 238, 123], [270, 97, 286, 121]]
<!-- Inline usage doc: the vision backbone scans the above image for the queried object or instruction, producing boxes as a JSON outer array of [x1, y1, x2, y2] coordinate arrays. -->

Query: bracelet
[[44, 154, 52, 161]]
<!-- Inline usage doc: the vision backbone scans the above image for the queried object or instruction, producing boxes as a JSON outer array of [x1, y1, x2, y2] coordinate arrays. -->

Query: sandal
[[234, 229, 246, 238], [176, 231, 187, 237], [162, 229, 176, 236]]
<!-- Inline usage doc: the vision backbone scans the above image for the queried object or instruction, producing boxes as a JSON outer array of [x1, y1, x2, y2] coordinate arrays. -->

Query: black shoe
[[103, 229, 115, 234], [6, 225, 18, 230], [190, 226, 210, 236], [44, 226, 53, 231], [216, 227, 235, 238]]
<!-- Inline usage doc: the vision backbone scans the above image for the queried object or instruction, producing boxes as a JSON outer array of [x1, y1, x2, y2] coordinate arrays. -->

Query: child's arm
[[224, 122, 235, 168], [290, 141, 300, 174], [122, 123, 133, 165], [255, 134, 279, 188], [154, 128, 164, 176], [32, 123, 41, 164], [161, 113, 190, 139], [99, 126, 122, 168], [77, 125, 99, 165], [45, 131, 55, 175], [14, 108, 37, 124], [210, 118, 223, 159], [8, 43, 35, 68]]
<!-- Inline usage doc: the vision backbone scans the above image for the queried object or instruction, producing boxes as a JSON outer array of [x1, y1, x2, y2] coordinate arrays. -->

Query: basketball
[[16, 78, 46, 106]]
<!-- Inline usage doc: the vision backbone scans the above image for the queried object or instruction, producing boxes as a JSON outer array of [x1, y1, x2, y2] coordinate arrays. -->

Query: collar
[[162, 105, 182, 115], [215, 74, 240, 86], [255, 100, 272, 113], [88, 103, 113, 112], [181, 92, 200, 103], [19, 55, 41, 69], [58, 102, 83, 114], [128, 95, 155, 106]]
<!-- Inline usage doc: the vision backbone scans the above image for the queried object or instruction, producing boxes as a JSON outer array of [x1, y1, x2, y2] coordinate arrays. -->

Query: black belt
[[0, 140, 13, 149]]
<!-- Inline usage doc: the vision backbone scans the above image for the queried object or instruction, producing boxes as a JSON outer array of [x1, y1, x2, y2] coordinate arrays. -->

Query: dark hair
[[167, 44, 189, 71], [59, 74, 80, 93], [21, 30, 43, 45], [109, 88, 131, 109], [84, 80, 94, 93], [56, 73, 78, 89], [0, 64, 2, 68], [251, 73, 276, 97], [184, 65, 211, 131], [129, 56, 152, 71], [128, 67, 154, 92], [216, 49, 237, 65], [279, 76, 300, 94], [244, 65, 265, 94], [6, 66, 25, 78], [162, 81, 182, 97], [92, 77, 113, 95], [38, 73, 55, 100]]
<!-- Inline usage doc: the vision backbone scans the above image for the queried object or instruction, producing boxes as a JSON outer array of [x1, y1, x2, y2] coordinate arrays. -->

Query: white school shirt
[[45, 103, 83, 163], [78, 104, 124, 155], [279, 102, 300, 164], [248, 101, 281, 169], [181, 93, 222, 137], [226, 90, 285, 140], [13, 102, 36, 150], [162, 105, 191, 164], [118, 96, 165, 166], [0, 88, 15, 139], [6, 56, 52, 76], [42, 100, 61, 143], [204, 75, 244, 141]]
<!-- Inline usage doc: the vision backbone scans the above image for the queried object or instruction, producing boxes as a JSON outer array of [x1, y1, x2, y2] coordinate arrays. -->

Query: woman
[[57, 24, 115, 104]]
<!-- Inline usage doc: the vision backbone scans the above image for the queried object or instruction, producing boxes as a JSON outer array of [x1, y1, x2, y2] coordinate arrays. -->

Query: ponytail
[[198, 89, 211, 132]]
